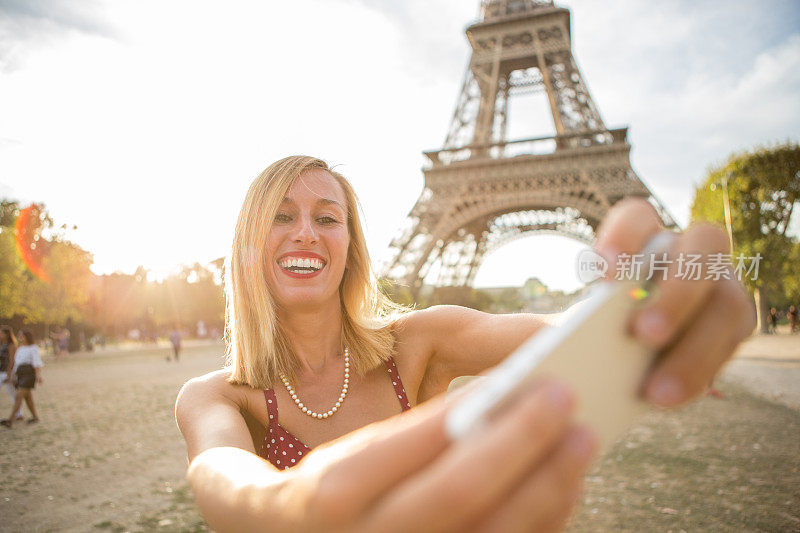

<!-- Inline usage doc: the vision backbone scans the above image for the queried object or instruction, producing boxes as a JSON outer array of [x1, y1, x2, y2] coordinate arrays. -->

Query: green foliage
[[38, 240, 94, 324], [468, 288, 525, 313], [468, 289, 495, 311], [0, 228, 33, 318], [690, 141, 800, 303]]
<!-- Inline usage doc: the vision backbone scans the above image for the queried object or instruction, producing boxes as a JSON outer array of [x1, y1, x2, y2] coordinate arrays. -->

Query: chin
[[274, 287, 338, 310]]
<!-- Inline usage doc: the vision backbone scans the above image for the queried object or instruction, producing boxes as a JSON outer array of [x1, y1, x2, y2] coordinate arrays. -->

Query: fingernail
[[634, 310, 671, 348], [545, 382, 575, 412], [647, 376, 684, 406], [597, 247, 619, 280]]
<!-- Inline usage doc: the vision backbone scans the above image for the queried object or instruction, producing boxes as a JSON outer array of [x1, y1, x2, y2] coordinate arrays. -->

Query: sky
[[1, 0, 798, 291]]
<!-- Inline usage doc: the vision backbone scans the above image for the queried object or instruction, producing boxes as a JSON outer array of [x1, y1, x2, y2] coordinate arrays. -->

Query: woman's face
[[264, 169, 350, 310]]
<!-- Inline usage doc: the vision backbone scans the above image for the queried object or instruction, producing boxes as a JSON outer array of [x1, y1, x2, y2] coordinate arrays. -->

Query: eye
[[274, 212, 292, 223], [317, 216, 340, 225]]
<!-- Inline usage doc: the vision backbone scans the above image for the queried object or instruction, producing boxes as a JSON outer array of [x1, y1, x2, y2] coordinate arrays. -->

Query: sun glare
[[14, 205, 51, 283]]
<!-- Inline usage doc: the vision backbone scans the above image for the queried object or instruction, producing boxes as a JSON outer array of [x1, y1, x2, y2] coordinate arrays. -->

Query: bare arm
[[409, 200, 754, 411], [175, 372, 257, 461], [176, 369, 597, 532], [33, 346, 44, 383], [176, 372, 298, 531], [404, 306, 557, 392], [180, 375, 594, 532]]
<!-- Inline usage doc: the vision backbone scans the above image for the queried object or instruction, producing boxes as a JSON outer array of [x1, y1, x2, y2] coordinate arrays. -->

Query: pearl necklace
[[279, 348, 350, 420]]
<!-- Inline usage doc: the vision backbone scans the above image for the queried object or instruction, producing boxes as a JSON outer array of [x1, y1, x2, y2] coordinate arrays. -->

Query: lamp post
[[710, 172, 734, 253]]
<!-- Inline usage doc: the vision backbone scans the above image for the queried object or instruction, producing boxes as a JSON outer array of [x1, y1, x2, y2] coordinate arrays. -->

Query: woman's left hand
[[594, 198, 756, 407]]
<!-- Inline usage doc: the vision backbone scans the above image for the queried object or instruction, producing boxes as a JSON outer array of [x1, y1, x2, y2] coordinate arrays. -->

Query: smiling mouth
[[278, 257, 326, 274]]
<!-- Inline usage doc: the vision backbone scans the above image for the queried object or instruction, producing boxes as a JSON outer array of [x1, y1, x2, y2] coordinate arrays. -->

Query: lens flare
[[628, 286, 649, 301], [14, 205, 51, 283]]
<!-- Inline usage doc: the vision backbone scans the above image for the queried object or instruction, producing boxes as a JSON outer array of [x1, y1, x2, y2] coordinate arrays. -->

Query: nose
[[292, 215, 318, 245]]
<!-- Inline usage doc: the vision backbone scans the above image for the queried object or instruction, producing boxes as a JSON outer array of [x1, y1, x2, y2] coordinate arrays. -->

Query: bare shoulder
[[176, 369, 246, 420], [176, 368, 261, 460], [179, 368, 235, 396]]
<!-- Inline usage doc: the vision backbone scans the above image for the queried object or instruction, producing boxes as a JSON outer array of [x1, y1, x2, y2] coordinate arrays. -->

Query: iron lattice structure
[[382, 0, 676, 300]]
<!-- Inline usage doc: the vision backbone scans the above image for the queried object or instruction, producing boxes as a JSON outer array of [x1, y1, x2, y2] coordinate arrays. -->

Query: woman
[[177, 156, 755, 531], [1, 330, 43, 428], [1, 326, 23, 421]]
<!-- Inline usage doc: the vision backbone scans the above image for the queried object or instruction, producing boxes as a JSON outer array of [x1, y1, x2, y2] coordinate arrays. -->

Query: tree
[[36, 240, 94, 325], [690, 142, 800, 332], [0, 200, 49, 321], [0, 227, 33, 318], [494, 288, 524, 313], [0, 199, 93, 328], [468, 289, 495, 312]]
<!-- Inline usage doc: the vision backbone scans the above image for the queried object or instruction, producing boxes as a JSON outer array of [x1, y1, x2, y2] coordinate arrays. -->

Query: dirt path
[[0, 342, 225, 532], [721, 332, 800, 411]]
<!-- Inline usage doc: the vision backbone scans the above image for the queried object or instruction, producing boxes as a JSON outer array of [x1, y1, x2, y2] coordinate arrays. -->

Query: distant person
[[768, 307, 778, 334], [1, 330, 43, 428], [169, 328, 182, 362], [50, 326, 69, 359], [0, 326, 23, 421], [788, 306, 799, 333]]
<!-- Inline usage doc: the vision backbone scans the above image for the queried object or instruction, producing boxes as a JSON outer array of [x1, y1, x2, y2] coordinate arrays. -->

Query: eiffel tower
[[382, 0, 676, 303]]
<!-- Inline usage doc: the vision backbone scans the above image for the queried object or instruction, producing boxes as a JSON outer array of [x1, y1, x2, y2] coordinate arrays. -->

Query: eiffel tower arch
[[382, 0, 676, 303]]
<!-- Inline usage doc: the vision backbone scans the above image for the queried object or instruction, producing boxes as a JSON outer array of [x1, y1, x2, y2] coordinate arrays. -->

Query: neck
[[279, 299, 344, 375]]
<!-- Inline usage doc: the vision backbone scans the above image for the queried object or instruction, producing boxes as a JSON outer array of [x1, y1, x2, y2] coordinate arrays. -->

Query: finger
[[643, 276, 756, 406], [630, 223, 729, 350], [358, 381, 576, 533], [594, 198, 663, 276], [474, 426, 598, 533]]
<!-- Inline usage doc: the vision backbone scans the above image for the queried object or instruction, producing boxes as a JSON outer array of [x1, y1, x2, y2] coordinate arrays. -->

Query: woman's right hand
[[187, 380, 597, 532]]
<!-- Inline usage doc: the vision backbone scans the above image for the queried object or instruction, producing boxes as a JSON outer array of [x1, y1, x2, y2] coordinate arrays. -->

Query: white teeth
[[279, 256, 325, 271]]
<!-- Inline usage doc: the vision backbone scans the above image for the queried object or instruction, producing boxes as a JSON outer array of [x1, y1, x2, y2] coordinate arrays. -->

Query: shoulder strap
[[384, 357, 412, 411], [263, 389, 279, 423]]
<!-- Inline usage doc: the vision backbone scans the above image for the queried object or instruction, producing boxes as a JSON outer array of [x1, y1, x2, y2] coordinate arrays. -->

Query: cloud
[[0, 0, 114, 72], [0, 181, 17, 199], [549, 0, 800, 225], [625, 32, 800, 226], [0, 0, 797, 284]]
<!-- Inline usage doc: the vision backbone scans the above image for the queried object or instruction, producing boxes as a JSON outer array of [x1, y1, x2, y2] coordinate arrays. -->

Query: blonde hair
[[225, 156, 405, 389]]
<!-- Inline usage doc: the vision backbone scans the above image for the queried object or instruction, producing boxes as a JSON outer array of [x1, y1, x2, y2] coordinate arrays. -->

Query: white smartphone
[[445, 232, 675, 454]]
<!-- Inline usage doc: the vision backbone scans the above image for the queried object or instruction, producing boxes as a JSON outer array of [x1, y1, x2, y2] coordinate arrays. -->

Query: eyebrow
[[281, 197, 344, 209]]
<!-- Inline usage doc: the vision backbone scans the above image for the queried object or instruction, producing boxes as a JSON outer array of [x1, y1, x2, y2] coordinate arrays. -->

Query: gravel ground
[[0, 335, 797, 532], [721, 330, 800, 411]]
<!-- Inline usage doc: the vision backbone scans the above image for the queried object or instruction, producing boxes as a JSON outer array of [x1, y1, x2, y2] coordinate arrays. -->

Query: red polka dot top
[[259, 357, 412, 470]]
